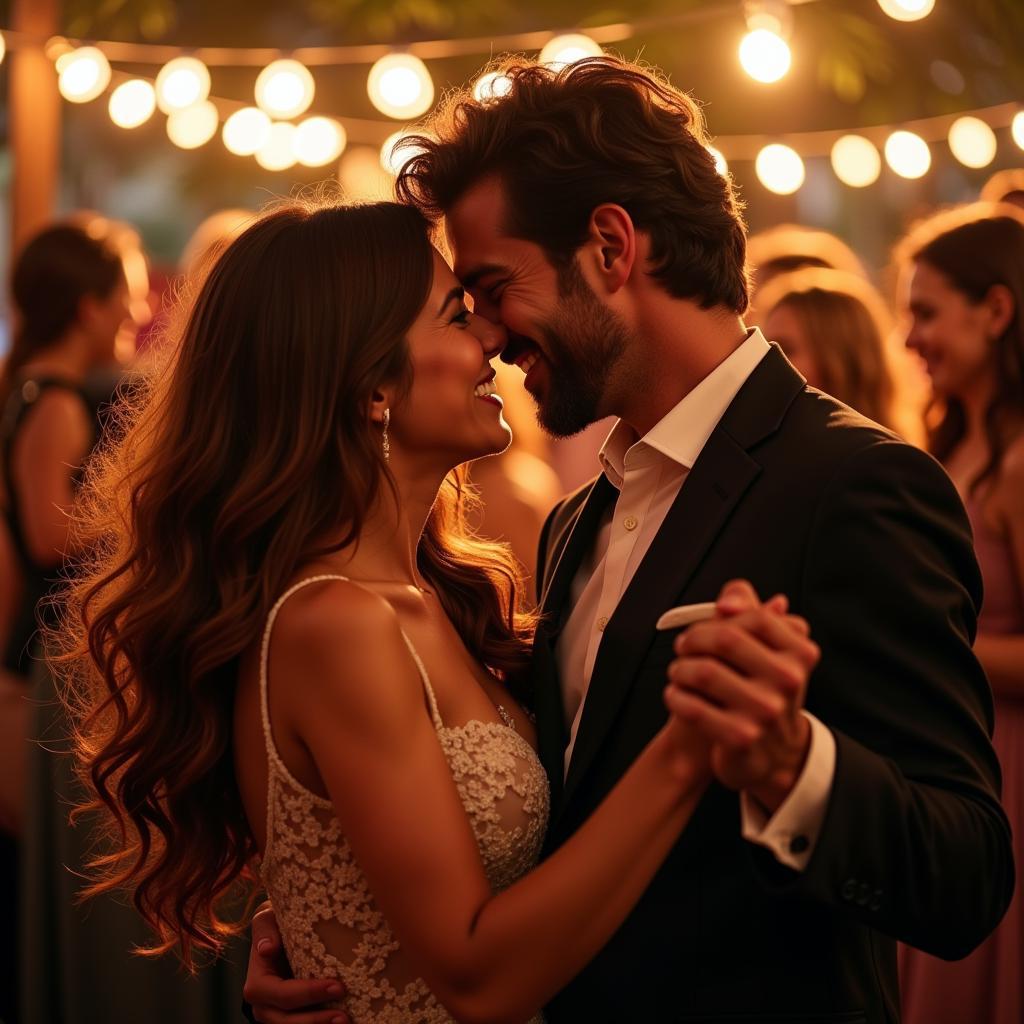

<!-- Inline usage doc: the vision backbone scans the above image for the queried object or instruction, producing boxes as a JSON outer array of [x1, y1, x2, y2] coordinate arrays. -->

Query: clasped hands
[[661, 580, 821, 815]]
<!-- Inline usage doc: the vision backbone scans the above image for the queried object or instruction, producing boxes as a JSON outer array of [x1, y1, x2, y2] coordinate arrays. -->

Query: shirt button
[[623, 515, 638, 531], [597, 616, 609, 632]]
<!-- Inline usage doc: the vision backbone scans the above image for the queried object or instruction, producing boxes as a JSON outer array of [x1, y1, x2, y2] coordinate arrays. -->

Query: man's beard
[[533, 264, 633, 438]]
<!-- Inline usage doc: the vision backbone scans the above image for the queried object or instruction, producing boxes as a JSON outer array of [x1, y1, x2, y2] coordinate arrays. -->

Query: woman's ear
[[368, 389, 391, 425], [984, 283, 1015, 340]]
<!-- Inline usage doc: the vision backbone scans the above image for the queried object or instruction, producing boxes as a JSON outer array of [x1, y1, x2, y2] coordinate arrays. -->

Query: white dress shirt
[[555, 328, 836, 871]]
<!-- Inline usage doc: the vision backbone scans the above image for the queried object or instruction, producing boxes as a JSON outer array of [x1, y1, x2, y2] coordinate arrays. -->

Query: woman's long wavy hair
[[54, 197, 537, 968], [897, 202, 1024, 493]]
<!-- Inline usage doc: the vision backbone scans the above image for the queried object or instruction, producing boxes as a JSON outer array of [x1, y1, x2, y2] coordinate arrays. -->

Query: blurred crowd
[[1, 165, 1023, 1024]]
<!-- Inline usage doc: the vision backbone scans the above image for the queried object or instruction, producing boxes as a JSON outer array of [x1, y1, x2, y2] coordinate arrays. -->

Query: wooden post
[[10, 0, 62, 252]]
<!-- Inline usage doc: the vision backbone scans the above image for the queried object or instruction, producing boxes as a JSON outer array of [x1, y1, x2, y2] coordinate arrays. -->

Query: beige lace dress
[[258, 576, 551, 1023]]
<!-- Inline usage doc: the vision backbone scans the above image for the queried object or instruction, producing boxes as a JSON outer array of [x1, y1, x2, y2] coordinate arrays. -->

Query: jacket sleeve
[[751, 438, 1014, 960]]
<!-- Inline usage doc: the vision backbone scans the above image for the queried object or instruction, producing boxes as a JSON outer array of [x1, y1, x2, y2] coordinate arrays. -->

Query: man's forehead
[[447, 177, 510, 273]]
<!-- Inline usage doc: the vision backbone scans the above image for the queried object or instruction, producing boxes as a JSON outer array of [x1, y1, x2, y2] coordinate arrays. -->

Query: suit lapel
[[558, 345, 806, 813]]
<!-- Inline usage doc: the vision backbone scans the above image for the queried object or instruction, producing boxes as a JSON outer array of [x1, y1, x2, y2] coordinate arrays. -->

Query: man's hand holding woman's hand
[[663, 580, 821, 814]]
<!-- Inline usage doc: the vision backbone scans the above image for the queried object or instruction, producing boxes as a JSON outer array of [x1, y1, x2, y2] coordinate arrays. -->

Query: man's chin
[[535, 393, 600, 439]]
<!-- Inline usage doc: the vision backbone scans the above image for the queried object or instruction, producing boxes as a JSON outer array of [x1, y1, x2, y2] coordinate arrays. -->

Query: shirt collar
[[599, 328, 772, 488]]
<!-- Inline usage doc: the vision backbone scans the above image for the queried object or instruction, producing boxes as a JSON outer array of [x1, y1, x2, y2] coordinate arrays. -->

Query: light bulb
[[885, 130, 931, 179], [538, 33, 603, 70], [367, 54, 435, 120], [739, 29, 791, 84], [877, 0, 935, 22], [155, 57, 211, 114], [707, 146, 729, 176], [755, 144, 805, 194], [830, 135, 881, 187], [473, 71, 513, 104], [255, 59, 315, 120], [292, 116, 347, 166], [109, 79, 157, 129], [256, 121, 298, 171], [57, 46, 111, 103], [222, 107, 272, 156], [380, 130, 427, 177], [166, 100, 219, 150], [947, 116, 997, 169], [1013, 111, 1024, 151]]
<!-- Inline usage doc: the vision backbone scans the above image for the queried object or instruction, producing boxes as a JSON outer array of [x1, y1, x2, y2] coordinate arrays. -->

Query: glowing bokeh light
[[255, 121, 298, 171], [755, 144, 805, 194], [538, 33, 603, 70], [1013, 112, 1024, 151], [380, 130, 428, 177], [222, 107, 272, 156], [473, 71, 513, 103], [57, 46, 111, 103], [830, 135, 881, 187], [739, 29, 791, 84], [877, 0, 935, 22], [108, 79, 157, 129], [885, 130, 931, 179], [255, 59, 315, 119], [293, 116, 347, 166], [166, 100, 219, 149], [155, 56, 211, 114], [367, 53, 435, 120], [947, 116, 997, 169]]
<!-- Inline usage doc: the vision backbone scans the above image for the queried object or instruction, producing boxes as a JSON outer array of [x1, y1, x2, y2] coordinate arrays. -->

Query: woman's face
[[763, 301, 824, 390], [82, 277, 132, 365], [905, 261, 995, 399], [392, 249, 511, 469]]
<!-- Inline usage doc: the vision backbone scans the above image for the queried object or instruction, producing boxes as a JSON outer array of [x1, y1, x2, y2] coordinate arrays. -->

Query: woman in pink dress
[[898, 202, 1024, 1024]]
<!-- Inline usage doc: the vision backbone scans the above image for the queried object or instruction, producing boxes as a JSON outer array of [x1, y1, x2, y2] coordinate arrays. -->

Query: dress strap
[[259, 575, 446, 783]]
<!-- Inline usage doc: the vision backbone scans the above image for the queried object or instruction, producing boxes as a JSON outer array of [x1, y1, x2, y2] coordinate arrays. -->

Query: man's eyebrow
[[459, 263, 511, 290], [439, 286, 465, 315]]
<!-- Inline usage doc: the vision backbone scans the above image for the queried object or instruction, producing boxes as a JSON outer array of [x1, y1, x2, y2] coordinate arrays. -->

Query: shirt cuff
[[740, 712, 836, 871]]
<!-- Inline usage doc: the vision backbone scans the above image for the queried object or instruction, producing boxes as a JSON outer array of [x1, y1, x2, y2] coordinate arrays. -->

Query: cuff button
[[789, 834, 810, 855]]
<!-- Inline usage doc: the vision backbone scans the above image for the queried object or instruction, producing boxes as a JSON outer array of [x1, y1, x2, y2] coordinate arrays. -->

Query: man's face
[[446, 176, 633, 438]]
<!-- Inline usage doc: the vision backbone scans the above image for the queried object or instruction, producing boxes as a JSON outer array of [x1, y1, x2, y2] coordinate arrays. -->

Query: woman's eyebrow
[[439, 285, 465, 315]]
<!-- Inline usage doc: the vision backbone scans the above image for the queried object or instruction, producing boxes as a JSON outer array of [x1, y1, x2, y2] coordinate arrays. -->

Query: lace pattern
[[258, 576, 550, 1023]]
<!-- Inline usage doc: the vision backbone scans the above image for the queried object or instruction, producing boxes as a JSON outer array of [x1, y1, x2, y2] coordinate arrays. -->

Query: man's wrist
[[746, 715, 812, 815]]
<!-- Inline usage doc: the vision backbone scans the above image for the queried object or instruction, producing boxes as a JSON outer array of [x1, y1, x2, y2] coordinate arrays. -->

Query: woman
[[758, 266, 926, 444], [59, 200, 732, 1024], [897, 202, 1024, 1024]]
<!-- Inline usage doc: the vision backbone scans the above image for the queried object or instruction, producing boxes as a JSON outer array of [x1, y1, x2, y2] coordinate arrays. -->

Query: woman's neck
[[17, 330, 95, 382]]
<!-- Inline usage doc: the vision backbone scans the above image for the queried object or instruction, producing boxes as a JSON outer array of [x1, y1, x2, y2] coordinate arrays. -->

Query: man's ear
[[585, 204, 636, 294]]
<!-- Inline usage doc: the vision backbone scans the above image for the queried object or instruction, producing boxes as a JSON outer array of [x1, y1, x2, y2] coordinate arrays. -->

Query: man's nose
[[475, 313, 507, 360]]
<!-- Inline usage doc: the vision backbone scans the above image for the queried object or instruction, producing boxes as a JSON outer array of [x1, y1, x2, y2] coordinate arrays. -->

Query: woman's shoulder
[[993, 433, 1024, 522]]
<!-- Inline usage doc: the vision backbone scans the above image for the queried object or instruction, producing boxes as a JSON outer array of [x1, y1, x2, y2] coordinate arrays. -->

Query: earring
[[382, 408, 390, 463]]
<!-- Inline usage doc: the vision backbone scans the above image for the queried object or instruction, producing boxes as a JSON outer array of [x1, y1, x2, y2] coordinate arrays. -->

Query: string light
[[155, 56, 211, 114], [1013, 112, 1024, 151], [877, 0, 935, 22], [538, 33, 602, 70], [0, 33, 6, 66], [292, 116, 347, 166], [166, 100, 219, 149], [108, 79, 157, 129], [739, 28, 791, 84], [948, 116, 997, 168], [58, 46, 111, 103], [367, 53, 435, 120], [256, 121, 298, 171], [380, 130, 428, 176], [222, 107, 272, 156], [339, 146, 396, 200], [755, 144, 805, 194], [830, 135, 881, 187], [255, 59, 315, 119], [473, 71, 513, 103], [885, 130, 931, 178]]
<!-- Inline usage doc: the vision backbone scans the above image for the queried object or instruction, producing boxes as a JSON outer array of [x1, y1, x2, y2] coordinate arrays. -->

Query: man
[[245, 56, 1012, 1023]]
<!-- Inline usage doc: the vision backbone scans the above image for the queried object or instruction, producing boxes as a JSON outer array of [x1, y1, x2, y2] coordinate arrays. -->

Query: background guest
[[757, 265, 926, 445], [897, 201, 1024, 1024]]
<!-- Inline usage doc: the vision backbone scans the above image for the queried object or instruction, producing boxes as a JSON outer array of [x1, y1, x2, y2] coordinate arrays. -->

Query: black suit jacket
[[533, 345, 1014, 1024]]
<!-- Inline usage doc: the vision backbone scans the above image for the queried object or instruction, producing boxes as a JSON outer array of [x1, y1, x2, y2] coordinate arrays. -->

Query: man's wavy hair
[[53, 197, 537, 967], [396, 55, 749, 313]]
